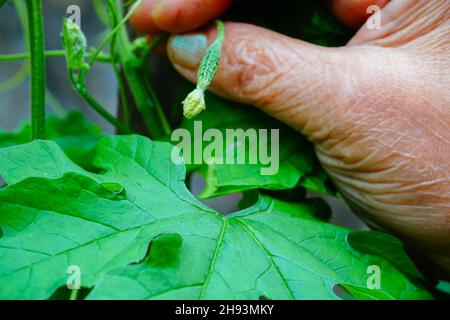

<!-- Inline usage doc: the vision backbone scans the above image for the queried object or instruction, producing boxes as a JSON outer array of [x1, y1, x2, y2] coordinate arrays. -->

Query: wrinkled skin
[[132, 0, 450, 277]]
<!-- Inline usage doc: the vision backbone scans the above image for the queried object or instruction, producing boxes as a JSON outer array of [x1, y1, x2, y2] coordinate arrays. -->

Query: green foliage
[[0, 112, 102, 170], [0, 136, 431, 300], [178, 92, 335, 199], [60, 17, 132, 134], [347, 231, 424, 281], [0, 0, 437, 301], [436, 281, 450, 296]]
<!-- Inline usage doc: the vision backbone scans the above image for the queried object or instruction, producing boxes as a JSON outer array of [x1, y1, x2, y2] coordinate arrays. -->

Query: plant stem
[[74, 81, 131, 134], [108, 9, 131, 127], [144, 76, 170, 134], [25, 0, 46, 140], [69, 288, 79, 300], [0, 50, 111, 62], [67, 66, 131, 133], [111, 54, 132, 127], [108, 0, 171, 138], [88, 0, 142, 67], [136, 33, 168, 68]]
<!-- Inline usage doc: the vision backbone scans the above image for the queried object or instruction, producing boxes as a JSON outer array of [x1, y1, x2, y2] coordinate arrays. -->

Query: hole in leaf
[[325, 178, 338, 195], [188, 173, 243, 215], [0, 227, 3, 239], [332, 284, 357, 300], [49, 285, 92, 300], [259, 295, 271, 300], [304, 197, 332, 221], [313, 193, 368, 230], [130, 233, 183, 267], [238, 191, 259, 210], [260, 187, 306, 202]]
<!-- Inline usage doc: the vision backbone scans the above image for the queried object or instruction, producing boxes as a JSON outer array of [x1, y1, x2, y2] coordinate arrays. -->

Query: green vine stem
[[70, 77, 131, 134], [108, 7, 132, 127], [69, 288, 79, 300], [25, 0, 46, 140], [107, 0, 171, 138], [0, 50, 111, 62]]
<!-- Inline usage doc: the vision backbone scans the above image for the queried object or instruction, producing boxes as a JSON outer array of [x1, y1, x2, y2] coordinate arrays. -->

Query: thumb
[[167, 22, 363, 138]]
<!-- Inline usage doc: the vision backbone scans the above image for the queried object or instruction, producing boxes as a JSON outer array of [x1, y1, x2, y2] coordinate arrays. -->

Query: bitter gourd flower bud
[[182, 20, 225, 119], [182, 88, 205, 119], [61, 18, 89, 80]]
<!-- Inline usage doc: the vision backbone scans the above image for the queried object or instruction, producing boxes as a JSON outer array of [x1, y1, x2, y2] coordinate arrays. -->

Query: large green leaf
[[177, 92, 336, 198], [347, 231, 424, 281], [0, 111, 102, 170], [0, 136, 429, 299]]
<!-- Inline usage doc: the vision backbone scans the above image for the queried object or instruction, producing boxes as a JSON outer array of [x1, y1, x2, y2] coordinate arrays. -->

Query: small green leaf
[[436, 280, 450, 295], [347, 231, 424, 281], [299, 166, 337, 196]]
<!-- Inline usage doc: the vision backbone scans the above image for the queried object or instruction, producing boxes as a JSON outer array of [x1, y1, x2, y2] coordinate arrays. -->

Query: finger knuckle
[[221, 30, 283, 103]]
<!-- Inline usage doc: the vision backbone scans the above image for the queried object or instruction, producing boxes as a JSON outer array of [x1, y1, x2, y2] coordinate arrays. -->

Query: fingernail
[[170, 34, 208, 69]]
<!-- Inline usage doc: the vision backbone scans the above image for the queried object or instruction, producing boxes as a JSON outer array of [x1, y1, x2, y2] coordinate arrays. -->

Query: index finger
[[130, 0, 232, 34]]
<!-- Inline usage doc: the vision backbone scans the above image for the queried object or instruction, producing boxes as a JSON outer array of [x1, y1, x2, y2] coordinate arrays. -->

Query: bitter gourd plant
[[0, 0, 441, 300]]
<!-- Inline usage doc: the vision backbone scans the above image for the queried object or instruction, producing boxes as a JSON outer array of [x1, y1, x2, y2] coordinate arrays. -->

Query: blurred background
[[0, 0, 366, 230], [0, 0, 117, 133]]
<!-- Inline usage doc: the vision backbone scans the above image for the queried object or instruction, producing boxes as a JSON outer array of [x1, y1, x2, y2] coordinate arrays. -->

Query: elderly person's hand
[[132, 0, 450, 276]]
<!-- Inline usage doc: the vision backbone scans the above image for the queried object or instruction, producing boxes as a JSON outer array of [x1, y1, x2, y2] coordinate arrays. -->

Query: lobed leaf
[[0, 136, 430, 300], [0, 111, 102, 170]]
